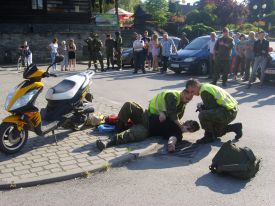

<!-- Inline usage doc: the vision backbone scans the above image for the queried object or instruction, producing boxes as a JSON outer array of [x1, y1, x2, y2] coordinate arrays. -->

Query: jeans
[[161, 56, 169, 72], [51, 52, 57, 70], [249, 56, 268, 85]]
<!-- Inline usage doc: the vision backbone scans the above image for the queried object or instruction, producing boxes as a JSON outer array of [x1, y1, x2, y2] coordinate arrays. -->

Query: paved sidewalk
[[0, 99, 160, 189]]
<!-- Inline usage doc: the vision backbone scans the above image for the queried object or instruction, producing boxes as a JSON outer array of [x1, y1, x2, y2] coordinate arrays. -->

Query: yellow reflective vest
[[200, 83, 238, 110], [149, 90, 181, 114]]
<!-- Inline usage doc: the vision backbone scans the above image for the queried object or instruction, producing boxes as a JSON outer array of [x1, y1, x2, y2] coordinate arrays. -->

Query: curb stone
[[0, 142, 160, 190]]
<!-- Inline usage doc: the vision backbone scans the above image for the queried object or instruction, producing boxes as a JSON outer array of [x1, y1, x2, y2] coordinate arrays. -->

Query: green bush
[[181, 23, 215, 40], [227, 23, 262, 34]]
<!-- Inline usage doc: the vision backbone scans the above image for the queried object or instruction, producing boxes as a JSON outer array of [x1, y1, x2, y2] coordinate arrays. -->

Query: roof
[[106, 8, 133, 16]]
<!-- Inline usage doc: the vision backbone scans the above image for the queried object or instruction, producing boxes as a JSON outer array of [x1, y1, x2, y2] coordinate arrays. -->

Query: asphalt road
[[0, 66, 275, 206]]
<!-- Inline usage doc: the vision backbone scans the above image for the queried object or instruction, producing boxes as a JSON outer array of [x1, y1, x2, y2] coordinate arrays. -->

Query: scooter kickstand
[[52, 130, 58, 146]]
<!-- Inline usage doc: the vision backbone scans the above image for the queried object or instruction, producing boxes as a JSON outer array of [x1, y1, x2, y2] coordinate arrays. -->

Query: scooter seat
[[51, 80, 75, 94]]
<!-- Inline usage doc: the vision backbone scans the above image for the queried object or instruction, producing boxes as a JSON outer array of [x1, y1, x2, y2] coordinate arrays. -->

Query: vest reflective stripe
[[200, 83, 238, 110], [149, 91, 181, 114]]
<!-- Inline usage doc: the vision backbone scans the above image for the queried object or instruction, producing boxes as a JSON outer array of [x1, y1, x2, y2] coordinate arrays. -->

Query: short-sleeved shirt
[[49, 43, 58, 53], [160, 38, 175, 57]]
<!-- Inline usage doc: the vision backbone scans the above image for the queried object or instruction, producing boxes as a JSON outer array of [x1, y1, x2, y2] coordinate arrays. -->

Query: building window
[[32, 0, 43, 10]]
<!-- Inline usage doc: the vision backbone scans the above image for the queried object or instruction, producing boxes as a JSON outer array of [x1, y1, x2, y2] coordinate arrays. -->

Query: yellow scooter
[[0, 56, 95, 154]]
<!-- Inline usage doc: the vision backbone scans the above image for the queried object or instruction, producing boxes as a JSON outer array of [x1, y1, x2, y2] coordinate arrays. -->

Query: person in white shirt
[[133, 33, 145, 74], [207, 32, 217, 79], [48, 38, 59, 71]]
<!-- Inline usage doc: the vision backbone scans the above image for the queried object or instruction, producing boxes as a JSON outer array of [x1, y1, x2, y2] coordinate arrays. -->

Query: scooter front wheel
[[0, 122, 28, 154]]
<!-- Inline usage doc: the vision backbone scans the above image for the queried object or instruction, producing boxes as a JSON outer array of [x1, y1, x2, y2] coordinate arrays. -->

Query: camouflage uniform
[[115, 32, 123, 70], [84, 34, 94, 69], [105, 37, 115, 69], [91, 34, 105, 72]]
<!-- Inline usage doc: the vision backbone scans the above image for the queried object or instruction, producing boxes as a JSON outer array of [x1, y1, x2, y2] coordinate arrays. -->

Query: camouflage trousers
[[115, 102, 149, 144], [199, 107, 237, 137]]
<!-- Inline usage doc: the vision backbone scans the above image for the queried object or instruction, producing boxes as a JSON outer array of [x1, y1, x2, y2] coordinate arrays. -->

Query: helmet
[[23, 64, 44, 79]]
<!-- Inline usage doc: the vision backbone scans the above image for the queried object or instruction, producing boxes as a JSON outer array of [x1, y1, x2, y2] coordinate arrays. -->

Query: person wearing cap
[[114, 31, 123, 70], [247, 31, 269, 89], [84, 32, 95, 69], [90, 33, 105, 72], [177, 32, 189, 50], [96, 90, 200, 152], [212, 27, 234, 87], [186, 79, 243, 144], [105, 34, 115, 70]]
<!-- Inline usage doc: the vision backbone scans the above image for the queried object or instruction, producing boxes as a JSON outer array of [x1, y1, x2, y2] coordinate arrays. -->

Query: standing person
[[96, 90, 199, 152], [48, 38, 58, 71], [85, 32, 94, 69], [247, 31, 269, 89], [114, 31, 123, 71], [233, 34, 246, 80], [133, 34, 145, 74], [207, 32, 217, 79], [160, 32, 177, 74], [19, 41, 32, 66], [151, 34, 161, 71], [212, 27, 234, 87], [105, 34, 115, 70], [177, 32, 189, 50], [91, 33, 105, 72], [186, 79, 243, 144], [142, 30, 151, 70], [243, 31, 256, 81], [60, 40, 68, 71], [68, 39, 76, 70]]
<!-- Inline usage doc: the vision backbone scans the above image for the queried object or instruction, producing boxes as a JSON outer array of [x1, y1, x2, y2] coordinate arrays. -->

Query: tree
[[196, 0, 249, 26], [186, 5, 217, 27], [144, 0, 169, 26], [119, 0, 141, 12], [248, 0, 274, 22]]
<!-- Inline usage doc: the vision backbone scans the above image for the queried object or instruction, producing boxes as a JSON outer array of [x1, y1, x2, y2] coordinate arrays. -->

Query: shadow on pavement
[[195, 172, 248, 194], [0, 130, 71, 161]]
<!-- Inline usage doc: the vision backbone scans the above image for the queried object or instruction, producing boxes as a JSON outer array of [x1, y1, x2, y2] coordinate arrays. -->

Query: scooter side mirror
[[54, 55, 64, 63]]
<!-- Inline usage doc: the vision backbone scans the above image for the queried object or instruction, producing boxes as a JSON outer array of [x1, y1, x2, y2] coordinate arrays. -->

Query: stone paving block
[[62, 164, 80, 171], [60, 156, 75, 162], [37, 170, 51, 176], [41, 152, 57, 158], [6, 163, 22, 168], [44, 164, 59, 170], [59, 160, 77, 166], [49, 159, 60, 164], [50, 168, 63, 173], [33, 157, 48, 163], [86, 156, 100, 161], [1, 167, 15, 173], [78, 162, 93, 168], [30, 167, 44, 173], [26, 155, 43, 161], [15, 165, 31, 171], [22, 160, 34, 165], [13, 170, 30, 176], [48, 155, 59, 160], [19, 173, 38, 179], [0, 173, 13, 179], [31, 161, 49, 168], [13, 157, 27, 163]]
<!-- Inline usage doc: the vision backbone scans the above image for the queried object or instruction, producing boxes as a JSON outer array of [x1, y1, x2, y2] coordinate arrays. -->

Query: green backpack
[[209, 141, 261, 180]]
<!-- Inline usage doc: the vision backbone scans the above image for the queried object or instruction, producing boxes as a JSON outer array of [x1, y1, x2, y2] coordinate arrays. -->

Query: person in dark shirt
[[105, 34, 115, 70], [247, 31, 270, 88], [177, 32, 189, 50], [96, 90, 200, 152]]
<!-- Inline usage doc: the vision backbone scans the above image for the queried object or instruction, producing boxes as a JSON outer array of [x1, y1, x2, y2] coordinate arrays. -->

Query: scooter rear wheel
[[0, 122, 28, 154]]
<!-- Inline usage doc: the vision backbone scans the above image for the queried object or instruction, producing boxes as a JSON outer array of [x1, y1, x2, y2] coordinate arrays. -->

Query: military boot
[[96, 135, 117, 151], [226, 123, 243, 140], [196, 131, 217, 144]]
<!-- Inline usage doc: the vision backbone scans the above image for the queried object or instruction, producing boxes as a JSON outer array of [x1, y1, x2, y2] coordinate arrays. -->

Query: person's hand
[[196, 103, 204, 112], [167, 136, 177, 152], [159, 112, 166, 122], [219, 41, 224, 46]]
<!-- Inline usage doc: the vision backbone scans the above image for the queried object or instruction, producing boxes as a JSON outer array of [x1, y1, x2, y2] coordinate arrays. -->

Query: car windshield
[[184, 37, 209, 50]]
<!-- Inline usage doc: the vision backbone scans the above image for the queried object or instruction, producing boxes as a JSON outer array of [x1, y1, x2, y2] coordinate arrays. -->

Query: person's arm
[[171, 39, 177, 53], [164, 93, 182, 129], [200, 91, 219, 110]]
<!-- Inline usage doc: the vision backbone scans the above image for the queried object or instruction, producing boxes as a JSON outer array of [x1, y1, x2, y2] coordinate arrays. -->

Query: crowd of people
[[208, 27, 270, 89]]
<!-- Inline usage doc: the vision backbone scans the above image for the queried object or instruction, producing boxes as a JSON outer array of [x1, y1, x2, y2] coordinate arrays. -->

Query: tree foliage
[[181, 23, 215, 40], [248, 0, 274, 22], [119, 0, 141, 12], [186, 5, 217, 27], [226, 23, 261, 34], [144, 0, 169, 26]]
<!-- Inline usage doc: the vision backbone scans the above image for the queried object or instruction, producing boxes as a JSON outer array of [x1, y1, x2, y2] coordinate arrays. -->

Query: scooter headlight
[[10, 89, 39, 111], [4, 86, 17, 110]]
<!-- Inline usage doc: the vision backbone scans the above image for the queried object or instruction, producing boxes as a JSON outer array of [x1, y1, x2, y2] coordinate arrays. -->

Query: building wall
[[0, 24, 119, 65]]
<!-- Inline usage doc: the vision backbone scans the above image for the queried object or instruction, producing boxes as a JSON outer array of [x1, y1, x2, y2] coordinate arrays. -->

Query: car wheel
[[197, 60, 208, 75]]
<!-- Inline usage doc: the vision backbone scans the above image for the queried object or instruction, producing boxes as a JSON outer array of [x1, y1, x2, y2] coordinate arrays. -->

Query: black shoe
[[133, 70, 138, 74], [196, 131, 217, 144], [142, 70, 146, 74], [96, 135, 117, 151], [211, 81, 216, 85], [222, 82, 227, 87], [233, 123, 243, 140], [247, 84, 251, 89]]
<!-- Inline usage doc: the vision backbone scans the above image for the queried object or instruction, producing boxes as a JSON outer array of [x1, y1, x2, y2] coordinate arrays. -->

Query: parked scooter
[[0, 56, 95, 154]]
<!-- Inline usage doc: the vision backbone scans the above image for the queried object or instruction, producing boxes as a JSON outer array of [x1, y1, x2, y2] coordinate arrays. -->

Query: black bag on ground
[[209, 140, 261, 180]]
